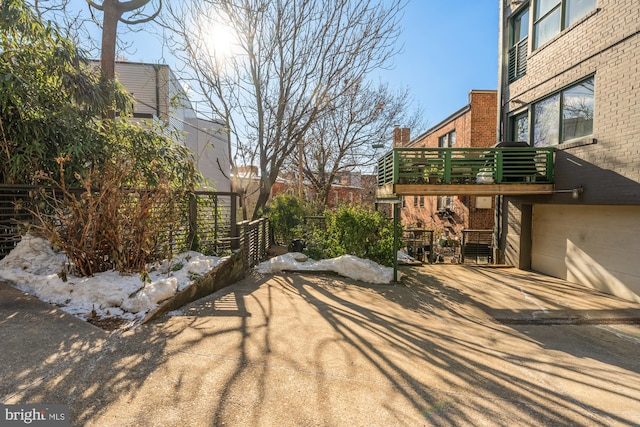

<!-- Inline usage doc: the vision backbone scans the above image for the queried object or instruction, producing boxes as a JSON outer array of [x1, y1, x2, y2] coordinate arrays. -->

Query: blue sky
[[66, 0, 499, 130], [379, 0, 500, 128]]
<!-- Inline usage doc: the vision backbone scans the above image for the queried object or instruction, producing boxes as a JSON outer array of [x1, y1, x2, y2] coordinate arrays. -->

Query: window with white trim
[[437, 196, 455, 211], [438, 130, 456, 148]]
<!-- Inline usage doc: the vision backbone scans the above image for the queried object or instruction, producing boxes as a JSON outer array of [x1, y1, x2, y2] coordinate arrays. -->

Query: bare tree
[[163, 0, 405, 219], [86, 0, 162, 119], [295, 79, 423, 207], [27, 0, 98, 53]]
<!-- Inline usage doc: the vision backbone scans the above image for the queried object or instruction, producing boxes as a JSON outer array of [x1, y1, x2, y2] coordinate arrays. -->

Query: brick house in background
[[234, 167, 377, 220], [270, 171, 378, 209], [497, 0, 640, 302], [398, 90, 497, 241]]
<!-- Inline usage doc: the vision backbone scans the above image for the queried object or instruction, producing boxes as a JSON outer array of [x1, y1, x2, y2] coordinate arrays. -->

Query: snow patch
[[1, 235, 402, 326], [0, 235, 225, 321], [256, 253, 398, 284]]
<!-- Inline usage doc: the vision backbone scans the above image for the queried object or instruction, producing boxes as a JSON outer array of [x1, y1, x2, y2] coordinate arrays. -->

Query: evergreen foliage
[[0, 0, 133, 184], [306, 205, 399, 267], [1, 0, 199, 275], [265, 194, 306, 245]]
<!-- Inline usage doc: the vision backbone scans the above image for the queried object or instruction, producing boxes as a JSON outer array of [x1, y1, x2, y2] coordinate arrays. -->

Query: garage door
[[532, 204, 640, 303]]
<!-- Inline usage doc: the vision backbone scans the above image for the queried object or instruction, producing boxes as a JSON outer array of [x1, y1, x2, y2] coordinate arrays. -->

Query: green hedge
[[306, 205, 400, 267]]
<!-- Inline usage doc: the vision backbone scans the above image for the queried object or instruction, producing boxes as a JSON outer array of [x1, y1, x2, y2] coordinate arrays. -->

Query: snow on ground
[[256, 252, 400, 285], [0, 236, 402, 324], [0, 235, 225, 322]]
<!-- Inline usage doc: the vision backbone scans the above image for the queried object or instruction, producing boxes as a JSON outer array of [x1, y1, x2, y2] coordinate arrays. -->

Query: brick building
[[270, 171, 378, 209], [498, 0, 640, 301], [399, 90, 498, 241], [234, 168, 377, 220]]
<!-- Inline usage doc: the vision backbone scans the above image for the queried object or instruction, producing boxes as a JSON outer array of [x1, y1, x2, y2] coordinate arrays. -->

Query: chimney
[[392, 125, 411, 148]]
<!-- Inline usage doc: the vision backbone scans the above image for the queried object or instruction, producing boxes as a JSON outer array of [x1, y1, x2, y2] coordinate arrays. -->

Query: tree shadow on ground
[[4, 265, 639, 426], [0, 275, 264, 426], [272, 267, 640, 425], [162, 266, 640, 426], [157, 265, 640, 425]]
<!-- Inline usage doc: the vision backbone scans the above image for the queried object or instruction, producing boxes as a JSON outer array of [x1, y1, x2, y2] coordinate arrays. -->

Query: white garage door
[[532, 204, 640, 303]]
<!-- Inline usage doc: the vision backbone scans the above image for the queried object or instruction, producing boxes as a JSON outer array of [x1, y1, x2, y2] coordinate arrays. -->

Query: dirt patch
[[86, 315, 130, 331]]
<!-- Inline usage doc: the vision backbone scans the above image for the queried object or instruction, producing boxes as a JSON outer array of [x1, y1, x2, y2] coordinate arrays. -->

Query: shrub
[[265, 194, 305, 245], [0, 0, 132, 185], [29, 157, 188, 276], [306, 205, 400, 266], [3, 1, 203, 276]]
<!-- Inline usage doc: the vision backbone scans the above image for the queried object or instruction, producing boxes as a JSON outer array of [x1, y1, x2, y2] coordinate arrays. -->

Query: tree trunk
[[252, 175, 272, 220], [100, 1, 120, 120]]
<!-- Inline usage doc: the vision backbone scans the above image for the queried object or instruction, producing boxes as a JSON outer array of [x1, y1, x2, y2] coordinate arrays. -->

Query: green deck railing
[[377, 147, 554, 186]]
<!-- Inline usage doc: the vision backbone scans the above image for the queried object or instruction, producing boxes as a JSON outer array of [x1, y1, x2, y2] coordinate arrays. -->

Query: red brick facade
[[270, 172, 378, 210], [401, 90, 497, 240]]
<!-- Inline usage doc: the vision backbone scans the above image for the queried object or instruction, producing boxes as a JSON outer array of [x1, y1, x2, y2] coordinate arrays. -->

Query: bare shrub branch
[[29, 157, 186, 276]]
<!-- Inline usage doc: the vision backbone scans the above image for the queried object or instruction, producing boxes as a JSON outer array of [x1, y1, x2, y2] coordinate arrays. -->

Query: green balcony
[[376, 147, 555, 198]]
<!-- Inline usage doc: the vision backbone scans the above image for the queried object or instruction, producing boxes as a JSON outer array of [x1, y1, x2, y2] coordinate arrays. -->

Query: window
[[437, 196, 455, 211], [533, 0, 597, 49], [511, 111, 529, 143], [438, 130, 456, 148], [532, 77, 594, 147], [565, 0, 597, 27], [419, 196, 425, 207], [509, 8, 529, 81]]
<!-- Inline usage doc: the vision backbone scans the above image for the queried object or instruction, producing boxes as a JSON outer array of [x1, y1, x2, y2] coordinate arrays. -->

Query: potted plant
[[424, 165, 442, 184]]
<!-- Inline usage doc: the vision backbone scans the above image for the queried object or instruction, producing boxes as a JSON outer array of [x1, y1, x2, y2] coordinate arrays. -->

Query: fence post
[[188, 192, 198, 251], [213, 194, 219, 253], [495, 150, 504, 183], [230, 194, 239, 250], [262, 218, 269, 259], [393, 202, 399, 282], [236, 220, 245, 266]]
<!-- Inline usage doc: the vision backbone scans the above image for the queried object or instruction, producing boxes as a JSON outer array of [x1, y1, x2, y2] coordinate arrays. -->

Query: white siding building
[[107, 61, 231, 191]]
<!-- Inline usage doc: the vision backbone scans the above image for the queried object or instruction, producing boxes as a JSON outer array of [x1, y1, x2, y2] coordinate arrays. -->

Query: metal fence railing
[[0, 186, 269, 267], [377, 146, 554, 187], [237, 218, 269, 268], [461, 229, 494, 264], [187, 191, 238, 256], [0, 185, 35, 258]]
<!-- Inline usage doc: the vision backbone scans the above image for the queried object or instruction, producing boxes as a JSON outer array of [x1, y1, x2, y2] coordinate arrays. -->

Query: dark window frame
[[532, 76, 595, 147], [438, 130, 456, 148], [508, 6, 530, 82], [533, 0, 597, 49]]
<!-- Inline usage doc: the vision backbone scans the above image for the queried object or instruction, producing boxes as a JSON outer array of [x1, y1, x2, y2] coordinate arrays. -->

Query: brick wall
[[469, 91, 498, 147], [468, 196, 495, 229], [392, 126, 411, 147], [401, 90, 498, 238]]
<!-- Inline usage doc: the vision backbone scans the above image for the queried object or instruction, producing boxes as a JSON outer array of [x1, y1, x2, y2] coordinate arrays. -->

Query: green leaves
[[0, 0, 121, 184], [306, 205, 400, 267], [265, 194, 306, 245]]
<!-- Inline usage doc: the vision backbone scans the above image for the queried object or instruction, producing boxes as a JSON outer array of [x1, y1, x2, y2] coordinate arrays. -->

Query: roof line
[[410, 104, 470, 145], [409, 89, 497, 146]]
